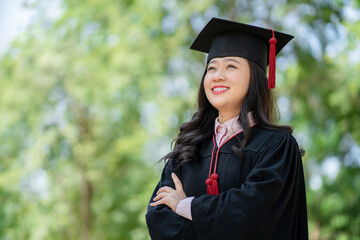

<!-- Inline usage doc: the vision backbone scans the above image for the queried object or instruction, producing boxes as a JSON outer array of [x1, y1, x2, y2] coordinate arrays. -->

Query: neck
[[218, 111, 240, 124]]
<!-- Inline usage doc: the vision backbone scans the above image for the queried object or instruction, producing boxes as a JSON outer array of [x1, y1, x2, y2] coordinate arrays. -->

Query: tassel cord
[[268, 29, 277, 89]]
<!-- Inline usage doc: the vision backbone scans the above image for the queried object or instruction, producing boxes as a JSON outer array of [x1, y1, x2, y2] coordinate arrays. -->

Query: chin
[[209, 101, 222, 108], [211, 104, 226, 112]]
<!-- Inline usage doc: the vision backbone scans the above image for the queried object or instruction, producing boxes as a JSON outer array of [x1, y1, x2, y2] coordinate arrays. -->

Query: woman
[[145, 17, 308, 240]]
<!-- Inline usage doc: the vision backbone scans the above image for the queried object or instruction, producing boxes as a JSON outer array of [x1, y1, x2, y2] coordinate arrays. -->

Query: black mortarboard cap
[[190, 18, 294, 88]]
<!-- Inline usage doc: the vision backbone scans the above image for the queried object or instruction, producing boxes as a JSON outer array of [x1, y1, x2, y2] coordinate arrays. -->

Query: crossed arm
[[149, 173, 187, 212]]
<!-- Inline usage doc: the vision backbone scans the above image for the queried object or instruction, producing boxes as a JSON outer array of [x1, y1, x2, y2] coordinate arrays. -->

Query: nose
[[213, 69, 225, 82]]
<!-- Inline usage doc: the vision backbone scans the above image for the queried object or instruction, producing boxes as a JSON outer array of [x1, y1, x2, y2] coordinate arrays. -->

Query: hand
[[149, 173, 187, 212]]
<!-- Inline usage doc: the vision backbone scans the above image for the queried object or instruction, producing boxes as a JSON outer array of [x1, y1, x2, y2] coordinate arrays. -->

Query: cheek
[[243, 78, 251, 93], [238, 73, 251, 92], [243, 66, 251, 90], [203, 76, 212, 93], [203, 75, 210, 88]]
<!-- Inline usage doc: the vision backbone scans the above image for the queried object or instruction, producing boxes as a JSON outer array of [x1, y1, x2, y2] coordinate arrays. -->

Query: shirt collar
[[214, 112, 256, 135]]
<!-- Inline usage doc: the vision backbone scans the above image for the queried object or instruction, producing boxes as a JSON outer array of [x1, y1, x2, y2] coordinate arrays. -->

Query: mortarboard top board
[[190, 17, 294, 88]]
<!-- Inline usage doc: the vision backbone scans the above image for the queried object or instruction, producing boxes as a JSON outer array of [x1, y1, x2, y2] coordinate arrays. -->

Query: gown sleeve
[[145, 160, 196, 240], [191, 133, 308, 240]]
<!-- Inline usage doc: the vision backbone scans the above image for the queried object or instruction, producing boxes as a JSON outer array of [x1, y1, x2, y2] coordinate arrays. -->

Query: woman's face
[[204, 56, 251, 118]]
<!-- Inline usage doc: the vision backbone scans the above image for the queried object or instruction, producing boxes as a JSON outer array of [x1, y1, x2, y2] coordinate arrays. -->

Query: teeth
[[213, 87, 229, 92]]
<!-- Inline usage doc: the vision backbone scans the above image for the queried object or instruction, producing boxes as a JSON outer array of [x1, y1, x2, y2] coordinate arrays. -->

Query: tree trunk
[[81, 169, 93, 240]]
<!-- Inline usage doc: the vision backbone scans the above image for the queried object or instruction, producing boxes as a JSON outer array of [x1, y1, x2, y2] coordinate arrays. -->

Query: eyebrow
[[208, 59, 218, 65], [226, 58, 241, 64], [208, 58, 241, 65]]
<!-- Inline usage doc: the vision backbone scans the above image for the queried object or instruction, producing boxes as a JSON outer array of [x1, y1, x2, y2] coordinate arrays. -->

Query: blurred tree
[[0, 0, 359, 239], [279, 1, 360, 239]]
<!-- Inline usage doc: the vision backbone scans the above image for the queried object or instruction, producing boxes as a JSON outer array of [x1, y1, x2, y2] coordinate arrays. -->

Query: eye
[[227, 64, 237, 69], [207, 66, 216, 71]]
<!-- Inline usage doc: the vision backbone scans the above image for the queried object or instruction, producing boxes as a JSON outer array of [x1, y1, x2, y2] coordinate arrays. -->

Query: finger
[[153, 192, 168, 202], [156, 186, 174, 195], [149, 198, 165, 207], [171, 173, 183, 191]]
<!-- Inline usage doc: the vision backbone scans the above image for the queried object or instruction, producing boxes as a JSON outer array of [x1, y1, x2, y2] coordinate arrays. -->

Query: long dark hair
[[163, 59, 295, 170]]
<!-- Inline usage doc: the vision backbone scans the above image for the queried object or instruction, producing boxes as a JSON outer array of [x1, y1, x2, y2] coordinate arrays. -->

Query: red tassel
[[211, 173, 219, 195], [268, 29, 277, 89], [206, 174, 219, 195], [206, 178, 213, 195]]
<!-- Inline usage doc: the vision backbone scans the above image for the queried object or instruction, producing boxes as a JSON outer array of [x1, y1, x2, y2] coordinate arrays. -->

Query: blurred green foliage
[[0, 0, 359, 239]]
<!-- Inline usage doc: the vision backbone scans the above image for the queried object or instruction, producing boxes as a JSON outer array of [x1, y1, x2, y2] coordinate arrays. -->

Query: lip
[[212, 85, 230, 94]]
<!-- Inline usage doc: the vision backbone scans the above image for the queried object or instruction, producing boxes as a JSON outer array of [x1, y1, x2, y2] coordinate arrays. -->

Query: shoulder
[[243, 125, 299, 153]]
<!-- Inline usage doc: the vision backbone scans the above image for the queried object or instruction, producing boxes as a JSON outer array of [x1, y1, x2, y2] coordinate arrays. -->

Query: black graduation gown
[[145, 126, 308, 240]]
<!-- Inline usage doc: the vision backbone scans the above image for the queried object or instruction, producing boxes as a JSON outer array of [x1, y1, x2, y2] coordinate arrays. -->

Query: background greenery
[[0, 0, 359, 239]]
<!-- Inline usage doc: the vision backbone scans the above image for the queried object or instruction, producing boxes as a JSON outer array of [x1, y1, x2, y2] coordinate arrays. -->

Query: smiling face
[[204, 56, 251, 122]]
